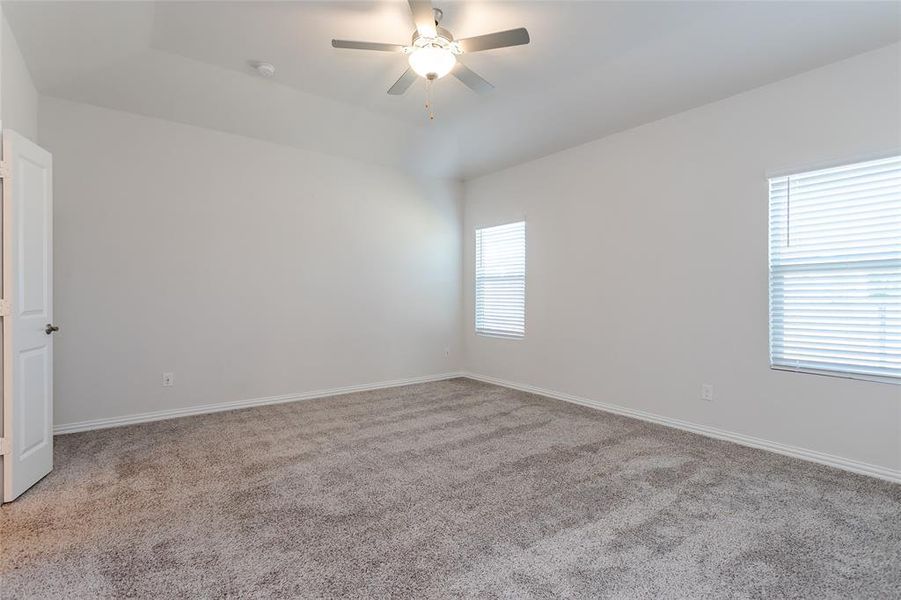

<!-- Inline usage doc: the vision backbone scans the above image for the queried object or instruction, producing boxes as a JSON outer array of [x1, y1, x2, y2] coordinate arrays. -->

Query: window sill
[[770, 365, 900, 386], [476, 331, 524, 340]]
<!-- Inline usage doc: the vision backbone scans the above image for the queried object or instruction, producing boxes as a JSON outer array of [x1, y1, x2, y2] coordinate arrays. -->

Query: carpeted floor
[[1, 378, 899, 599]]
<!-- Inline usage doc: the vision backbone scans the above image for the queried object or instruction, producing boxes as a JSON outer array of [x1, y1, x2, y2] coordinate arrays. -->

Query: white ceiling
[[5, 1, 900, 179]]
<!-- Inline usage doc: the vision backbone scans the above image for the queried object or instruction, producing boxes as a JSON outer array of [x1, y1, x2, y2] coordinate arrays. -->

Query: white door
[[1, 129, 54, 502]]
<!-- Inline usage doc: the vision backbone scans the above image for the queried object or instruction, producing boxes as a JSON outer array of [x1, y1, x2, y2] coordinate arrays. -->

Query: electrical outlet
[[162, 372, 175, 387], [444, 347, 450, 358], [701, 384, 714, 401]]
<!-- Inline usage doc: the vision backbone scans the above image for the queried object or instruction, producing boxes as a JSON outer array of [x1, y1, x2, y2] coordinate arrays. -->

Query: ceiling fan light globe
[[408, 46, 456, 80]]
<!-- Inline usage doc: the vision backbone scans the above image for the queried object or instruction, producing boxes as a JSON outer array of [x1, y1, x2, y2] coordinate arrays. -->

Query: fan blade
[[457, 28, 530, 53], [452, 62, 494, 94], [388, 68, 418, 95], [408, 0, 437, 38], [332, 40, 406, 52]]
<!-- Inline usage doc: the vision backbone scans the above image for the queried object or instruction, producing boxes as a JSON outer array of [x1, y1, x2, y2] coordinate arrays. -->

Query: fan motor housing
[[412, 26, 454, 45]]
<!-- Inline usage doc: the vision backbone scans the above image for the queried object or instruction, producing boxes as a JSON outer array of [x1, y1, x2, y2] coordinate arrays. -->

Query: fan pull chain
[[425, 79, 435, 121]]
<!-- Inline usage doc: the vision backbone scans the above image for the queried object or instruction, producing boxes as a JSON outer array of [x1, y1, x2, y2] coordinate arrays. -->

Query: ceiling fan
[[331, 0, 530, 96]]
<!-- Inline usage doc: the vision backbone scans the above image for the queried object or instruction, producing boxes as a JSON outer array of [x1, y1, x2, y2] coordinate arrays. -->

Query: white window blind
[[768, 155, 901, 383], [476, 221, 525, 338]]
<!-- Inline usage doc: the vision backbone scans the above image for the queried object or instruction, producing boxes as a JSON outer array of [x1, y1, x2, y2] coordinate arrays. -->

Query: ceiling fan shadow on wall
[[332, 0, 529, 108]]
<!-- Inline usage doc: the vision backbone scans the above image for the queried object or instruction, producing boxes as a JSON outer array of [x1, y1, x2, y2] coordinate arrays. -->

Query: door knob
[[45, 324, 59, 335]]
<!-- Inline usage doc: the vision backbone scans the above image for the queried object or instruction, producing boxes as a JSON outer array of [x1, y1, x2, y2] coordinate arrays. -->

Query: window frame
[[767, 155, 901, 386], [475, 220, 526, 339]]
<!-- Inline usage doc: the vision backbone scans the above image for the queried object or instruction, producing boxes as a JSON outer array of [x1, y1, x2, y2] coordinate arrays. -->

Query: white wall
[[1, 13, 38, 140], [463, 44, 901, 473], [39, 97, 461, 427]]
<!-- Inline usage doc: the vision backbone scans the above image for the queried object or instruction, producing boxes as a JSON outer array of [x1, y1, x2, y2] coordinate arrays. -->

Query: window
[[768, 155, 901, 383], [476, 221, 525, 338]]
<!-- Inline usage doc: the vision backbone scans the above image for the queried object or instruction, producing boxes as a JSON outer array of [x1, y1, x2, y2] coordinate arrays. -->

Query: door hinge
[[0, 299, 9, 317], [0, 438, 10, 456]]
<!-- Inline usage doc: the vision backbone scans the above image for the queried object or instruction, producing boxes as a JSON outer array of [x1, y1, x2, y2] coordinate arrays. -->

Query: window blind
[[768, 155, 901, 382], [476, 221, 525, 338]]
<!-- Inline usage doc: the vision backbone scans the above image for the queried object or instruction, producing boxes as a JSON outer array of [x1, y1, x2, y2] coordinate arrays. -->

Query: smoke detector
[[250, 61, 276, 78]]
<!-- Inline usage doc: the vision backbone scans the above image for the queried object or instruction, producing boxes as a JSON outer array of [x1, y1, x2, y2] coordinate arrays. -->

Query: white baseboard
[[462, 372, 901, 484], [53, 372, 465, 435]]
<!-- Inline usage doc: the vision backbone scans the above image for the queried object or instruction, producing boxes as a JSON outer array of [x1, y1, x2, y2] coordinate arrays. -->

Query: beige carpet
[[1, 378, 899, 598]]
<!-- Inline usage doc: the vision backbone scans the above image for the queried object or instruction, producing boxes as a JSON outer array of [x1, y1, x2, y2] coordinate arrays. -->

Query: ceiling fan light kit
[[408, 46, 455, 79], [406, 23, 459, 80], [331, 0, 529, 117]]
